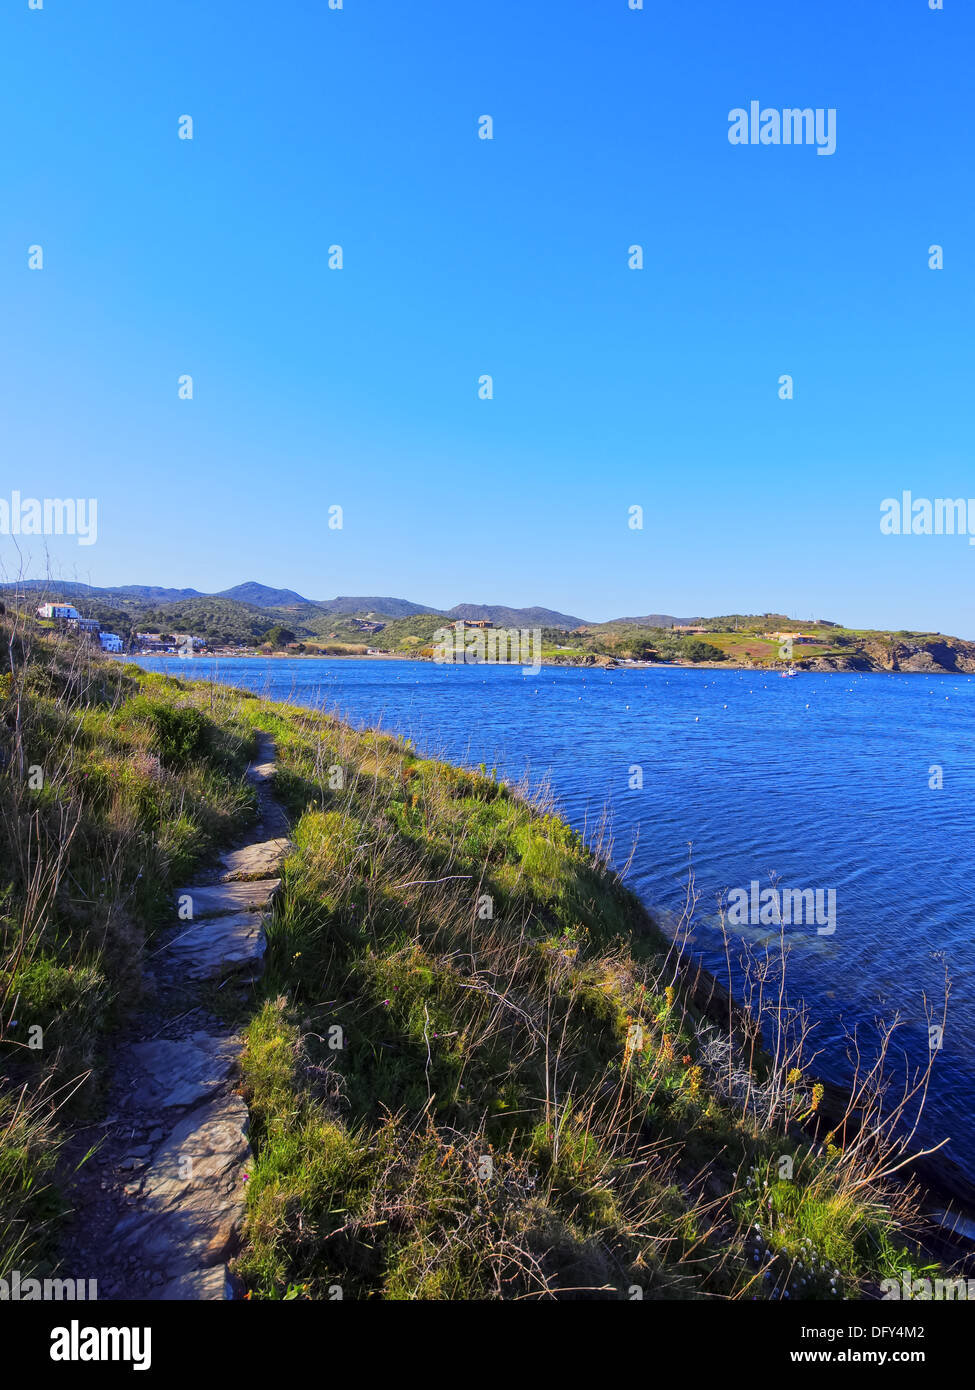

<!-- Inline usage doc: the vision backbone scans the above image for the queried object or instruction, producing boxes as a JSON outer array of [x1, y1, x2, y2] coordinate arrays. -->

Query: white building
[[99, 632, 124, 653], [37, 602, 81, 621]]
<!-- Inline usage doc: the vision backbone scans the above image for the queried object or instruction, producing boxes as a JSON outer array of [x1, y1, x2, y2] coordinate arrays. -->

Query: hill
[[6, 584, 974, 670], [568, 617, 975, 673], [109, 584, 205, 601], [1, 582, 590, 640], [446, 602, 588, 627], [0, 579, 202, 603], [597, 613, 690, 629], [311, 595, 442, 618], [216, 582, 310, 607]]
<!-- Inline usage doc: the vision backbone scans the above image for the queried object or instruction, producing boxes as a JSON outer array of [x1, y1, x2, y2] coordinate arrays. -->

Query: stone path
[[60, 733, 291, 1300]]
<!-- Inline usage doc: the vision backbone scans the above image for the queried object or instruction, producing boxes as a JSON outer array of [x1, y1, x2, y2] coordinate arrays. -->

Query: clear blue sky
[[2, 0, 972, 633]]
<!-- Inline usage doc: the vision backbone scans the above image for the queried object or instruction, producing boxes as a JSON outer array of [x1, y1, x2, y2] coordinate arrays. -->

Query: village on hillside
[[35, 603, 205, 657]]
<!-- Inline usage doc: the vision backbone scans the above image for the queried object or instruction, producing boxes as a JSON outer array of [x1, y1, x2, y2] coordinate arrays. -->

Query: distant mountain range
[[3, 579, 206, 602], [599, 613, 691, 629], [442, 602, 589, 627], [2, 579, 591, 628], [311, 595, 442, 619]]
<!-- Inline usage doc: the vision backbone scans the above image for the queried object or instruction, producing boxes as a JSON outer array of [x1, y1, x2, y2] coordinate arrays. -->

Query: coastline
[[112, 649, 975, 1269], [121, 652, 970, 676]]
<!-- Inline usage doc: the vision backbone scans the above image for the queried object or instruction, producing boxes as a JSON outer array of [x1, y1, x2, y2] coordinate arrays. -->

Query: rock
[[163, 913, 266, 982], [247, 760, 277, 786], [72, 731, 285, 1302], [156, 1265, 233, 1301], [175, 879, 280, 918], [219, 838, 292, 882], [112, 1092, 251, 1282], [130, 1034, 239, 1110]]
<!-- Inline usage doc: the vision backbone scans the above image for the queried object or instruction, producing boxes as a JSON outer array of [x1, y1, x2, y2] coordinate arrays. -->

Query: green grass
[[223, 691, 938, 1300], [0, 618, 258, 1276], [0, 614, 948, 1297]]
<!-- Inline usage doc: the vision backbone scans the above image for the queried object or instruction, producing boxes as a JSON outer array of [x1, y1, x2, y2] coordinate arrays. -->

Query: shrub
[[124, 698, 212, 769], [682, 639, 725, 662]]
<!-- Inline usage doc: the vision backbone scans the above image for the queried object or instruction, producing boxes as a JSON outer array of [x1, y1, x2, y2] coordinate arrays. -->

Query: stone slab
[[219, 837, 292, 882], [176, 879, 280, 918], [130, 1033, 239, 1110], [165, 913, 266, 981], [247, 760, 277, 785], [113, 1092, 251, 1281]]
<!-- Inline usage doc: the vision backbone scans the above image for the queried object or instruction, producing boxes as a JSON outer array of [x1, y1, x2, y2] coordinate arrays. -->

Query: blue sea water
[[132, 656, 975, 1176]]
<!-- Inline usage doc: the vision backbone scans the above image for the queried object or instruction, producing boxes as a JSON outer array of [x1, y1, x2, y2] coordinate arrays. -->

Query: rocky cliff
[[806, 637, 975, 674]]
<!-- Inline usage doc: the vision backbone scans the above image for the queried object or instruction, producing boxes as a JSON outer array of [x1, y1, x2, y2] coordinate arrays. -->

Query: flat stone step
[[129, 1033, 239, 1110], [247, 760, 277, 785], [70, 730, 288, 1304], [177, 879, 280, 919], [164, 912, 266, 981], [113, 1091, 251, 1284], [218, 837, 292, 882]]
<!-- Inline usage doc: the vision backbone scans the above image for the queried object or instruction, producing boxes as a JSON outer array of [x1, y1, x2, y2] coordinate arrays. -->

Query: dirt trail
[[59, 732, 289, 1300]]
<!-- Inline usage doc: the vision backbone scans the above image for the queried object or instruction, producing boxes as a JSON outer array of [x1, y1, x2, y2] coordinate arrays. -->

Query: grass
[[225, 692, 944, 1300], [0, 612, 952, 1297], [0, 612, 257, 1276]]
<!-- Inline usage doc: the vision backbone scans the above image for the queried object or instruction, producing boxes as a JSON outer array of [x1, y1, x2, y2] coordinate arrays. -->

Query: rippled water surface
[[133, 656, 975, 1173]]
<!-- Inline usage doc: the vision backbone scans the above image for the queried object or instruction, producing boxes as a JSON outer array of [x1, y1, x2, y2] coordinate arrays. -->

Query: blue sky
[[2, 0, 972, 632]]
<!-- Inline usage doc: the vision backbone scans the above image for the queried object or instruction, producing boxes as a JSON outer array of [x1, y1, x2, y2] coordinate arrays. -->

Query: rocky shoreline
[[128, 644, 975, 676]]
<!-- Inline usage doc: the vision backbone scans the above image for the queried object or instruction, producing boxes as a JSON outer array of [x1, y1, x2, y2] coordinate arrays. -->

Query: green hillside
[[0, 613, 950, 1298]]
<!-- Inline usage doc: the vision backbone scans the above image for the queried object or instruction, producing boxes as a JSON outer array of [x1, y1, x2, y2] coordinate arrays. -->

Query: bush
[[125, 697, 212, 769], [682, 639, 725, 662]]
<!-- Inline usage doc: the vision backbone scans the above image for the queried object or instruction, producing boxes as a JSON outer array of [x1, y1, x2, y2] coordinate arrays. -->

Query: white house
[[99, 632, 124, 653], [37, 602, 81, 621]]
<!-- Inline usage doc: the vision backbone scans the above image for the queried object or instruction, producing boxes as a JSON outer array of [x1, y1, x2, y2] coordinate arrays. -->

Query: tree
[[263, 625, 296, 648], [682, 639, 725, 662]]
